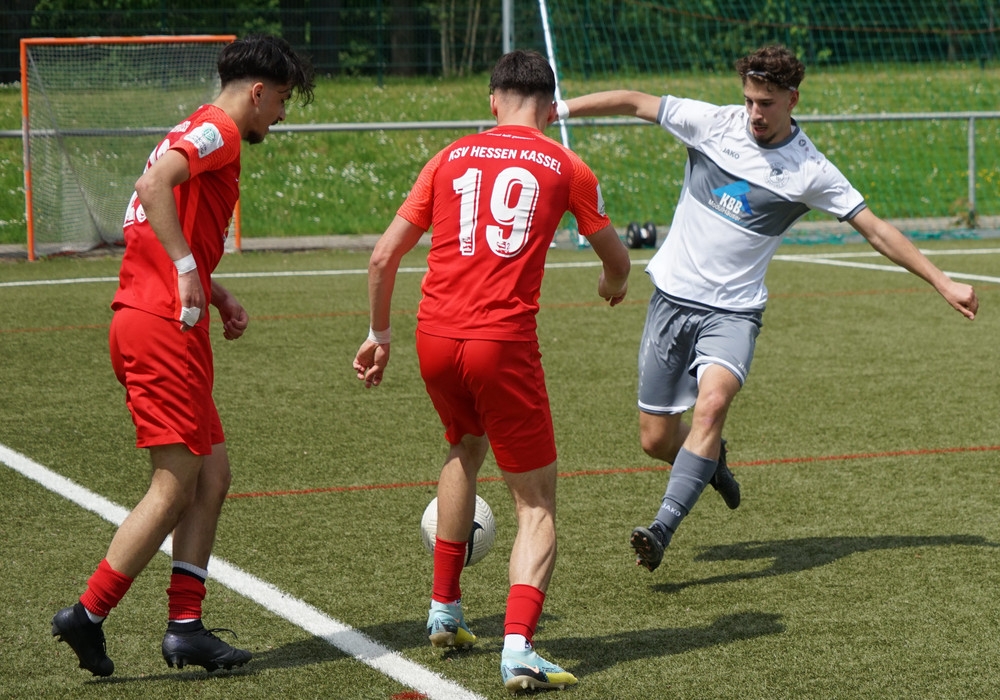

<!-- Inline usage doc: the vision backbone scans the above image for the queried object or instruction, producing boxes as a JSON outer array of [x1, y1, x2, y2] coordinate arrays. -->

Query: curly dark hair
[[735, 45, 805, 92]]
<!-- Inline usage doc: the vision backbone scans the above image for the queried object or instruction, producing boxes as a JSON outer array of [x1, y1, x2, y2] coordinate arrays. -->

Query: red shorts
[[109, 307, 222, 455], [416, 330, 556, 473]]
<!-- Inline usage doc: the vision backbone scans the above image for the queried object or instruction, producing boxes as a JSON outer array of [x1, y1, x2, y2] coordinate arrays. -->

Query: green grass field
[[2, 62, 1000, 246], [3, 240, 1000, 698]]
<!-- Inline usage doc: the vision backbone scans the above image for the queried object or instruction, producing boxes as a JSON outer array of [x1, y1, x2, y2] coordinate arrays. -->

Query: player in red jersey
[[353, 49, 631, 693], [51, 34, 314, 677]]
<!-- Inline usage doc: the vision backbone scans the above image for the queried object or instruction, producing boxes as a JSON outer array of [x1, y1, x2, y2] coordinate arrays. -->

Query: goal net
[[20, 35, 236, 259], [533, 1, 1000, 239]]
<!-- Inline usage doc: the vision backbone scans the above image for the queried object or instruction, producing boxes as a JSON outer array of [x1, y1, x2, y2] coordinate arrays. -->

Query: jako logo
[[662, 503, 682, 518]]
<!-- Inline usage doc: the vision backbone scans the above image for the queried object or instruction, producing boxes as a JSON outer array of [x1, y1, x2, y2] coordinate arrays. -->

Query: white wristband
[[555, 99, 570, 120], [368, 326, 391, 344], [173, 253, 197, 275]]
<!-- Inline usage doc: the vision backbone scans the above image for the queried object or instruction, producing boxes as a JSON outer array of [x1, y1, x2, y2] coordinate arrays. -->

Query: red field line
[[226, 444, 1000, 500], [736, 444, 1000, 466], [0, 323, 110, 334]]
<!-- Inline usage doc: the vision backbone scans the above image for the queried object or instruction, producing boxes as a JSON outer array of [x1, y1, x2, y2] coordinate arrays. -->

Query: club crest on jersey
[[766, 162, 789, 188], [710, 180, 753, 221], [184, 122, 224, 158]]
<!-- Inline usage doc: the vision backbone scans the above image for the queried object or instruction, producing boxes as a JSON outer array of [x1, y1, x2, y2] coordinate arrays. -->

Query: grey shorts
[[637, 290, 763, 415]]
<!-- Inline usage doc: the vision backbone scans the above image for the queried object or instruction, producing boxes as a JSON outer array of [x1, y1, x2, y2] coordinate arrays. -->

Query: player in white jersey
[[558, 45, 979, 572]]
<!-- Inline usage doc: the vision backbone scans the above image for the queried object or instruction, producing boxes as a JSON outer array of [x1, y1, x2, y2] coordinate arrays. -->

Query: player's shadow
[[361, 612, 508, 658], [89, 637, 346, 685], [543, 611, 785, 678], [358, 610, 783, 679], [655, 533, 998, 594], [87, 611, 782, 685]]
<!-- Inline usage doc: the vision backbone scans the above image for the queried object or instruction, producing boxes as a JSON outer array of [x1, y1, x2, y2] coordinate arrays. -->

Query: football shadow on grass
[[541, 611, 785, 678], [655, 534, 999, 594]]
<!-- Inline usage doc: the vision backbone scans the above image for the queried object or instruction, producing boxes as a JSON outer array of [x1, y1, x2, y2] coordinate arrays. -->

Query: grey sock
[[653, 447, 717, 536]]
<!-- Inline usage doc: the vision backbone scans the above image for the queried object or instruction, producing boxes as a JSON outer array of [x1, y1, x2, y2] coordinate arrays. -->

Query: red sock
[[79, 559, 134, 617], [431, 537, 467, 603], [503, 584, 546, 643], [167, 570, 206, 621]]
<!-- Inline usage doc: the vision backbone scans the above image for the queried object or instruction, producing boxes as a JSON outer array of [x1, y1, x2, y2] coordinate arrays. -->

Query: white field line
[[4, 246, 1000, 289], [0, 261, 614, 288], [774, 253, 1000, 285], [0, 442, 485, 700]]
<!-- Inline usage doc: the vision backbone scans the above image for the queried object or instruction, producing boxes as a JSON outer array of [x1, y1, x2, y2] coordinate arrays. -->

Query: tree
[[0, 0, 36, 83], [432, 0, 504, 77]]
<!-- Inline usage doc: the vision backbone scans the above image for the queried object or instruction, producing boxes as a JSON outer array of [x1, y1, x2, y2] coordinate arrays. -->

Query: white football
[[420, 495, 496, 566]]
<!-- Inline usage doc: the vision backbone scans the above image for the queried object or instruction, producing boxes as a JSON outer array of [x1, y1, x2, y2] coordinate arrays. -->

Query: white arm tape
[[556, 99, 570, 121], [179, 306, 201, 326], [173, 254, 197, 275], [367, 326, 391, 344]]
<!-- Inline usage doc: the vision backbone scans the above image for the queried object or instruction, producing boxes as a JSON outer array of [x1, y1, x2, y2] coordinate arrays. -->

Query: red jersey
[[399, 124, 611, 341], [112, 104, 241, 325]]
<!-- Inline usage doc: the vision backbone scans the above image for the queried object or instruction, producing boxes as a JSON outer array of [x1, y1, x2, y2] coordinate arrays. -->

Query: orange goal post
[[20, 35, 238, 260]]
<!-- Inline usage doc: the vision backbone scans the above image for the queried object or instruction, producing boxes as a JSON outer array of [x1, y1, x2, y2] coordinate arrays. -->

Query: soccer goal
[[20, 35, 237, 260]]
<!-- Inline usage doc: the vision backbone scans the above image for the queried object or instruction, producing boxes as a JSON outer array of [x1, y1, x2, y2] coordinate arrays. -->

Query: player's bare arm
[[849, 208, 978, 320], [211, 281, 249, 340], [354, 215, 427, 388], [562, 90, 661, 123], [587, 224, 631, 306], [135, 149, 206, 328], [134, 150, 193, 261]]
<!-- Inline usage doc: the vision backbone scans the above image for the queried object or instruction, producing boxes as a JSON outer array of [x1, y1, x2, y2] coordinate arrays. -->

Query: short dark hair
[[488, 49, 556, 101], [218, 33, 315, 105], [735, 45, 805, 92]]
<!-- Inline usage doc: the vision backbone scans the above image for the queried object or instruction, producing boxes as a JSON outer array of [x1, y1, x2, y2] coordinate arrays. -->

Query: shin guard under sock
[[167, 563, 207, 621], [431, 537, 467, 604], [654, 447, 718, 537], [80, 558, 134, 618], [503, 583, 546, 643]]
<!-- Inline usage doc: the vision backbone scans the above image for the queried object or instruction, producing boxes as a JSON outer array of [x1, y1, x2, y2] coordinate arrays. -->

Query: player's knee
[[203, 466, 232, 507], [693, 386, 733, 422], [639, 428, 676, 462]]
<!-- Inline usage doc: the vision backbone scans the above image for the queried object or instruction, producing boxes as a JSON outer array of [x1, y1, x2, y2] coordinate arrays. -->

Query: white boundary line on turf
[[4, 246, 1000, 289], [776, 247, 1000, 259], [773, 254, 1000, 285], [0, 262, 597, 288], [0, 442, 485, 700]]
